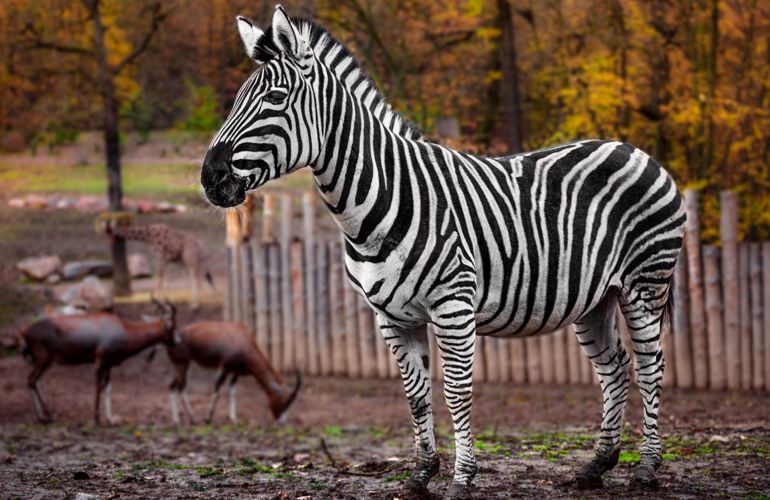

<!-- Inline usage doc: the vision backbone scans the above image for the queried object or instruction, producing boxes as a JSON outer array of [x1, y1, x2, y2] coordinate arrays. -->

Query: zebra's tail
[[661, 273, 675, 335]]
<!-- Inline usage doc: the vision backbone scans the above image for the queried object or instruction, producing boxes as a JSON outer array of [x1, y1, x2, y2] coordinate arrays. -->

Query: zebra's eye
[[264, 90, 287, 105]]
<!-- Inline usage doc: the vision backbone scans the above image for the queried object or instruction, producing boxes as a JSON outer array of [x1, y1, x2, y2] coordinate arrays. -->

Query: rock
[[55, 197, 78, 210], [73, 470, 90, 480], [8, 198, 25, 208], [136, 200, 156, 213], [128, 253, 152, 278], [61, 260, 113, 281], [74, 493, 97, 500], [24, 194, 49, 209], [16, 255, 62, 281], [59, 276, 112, 311], [155, 201, 175, 213]]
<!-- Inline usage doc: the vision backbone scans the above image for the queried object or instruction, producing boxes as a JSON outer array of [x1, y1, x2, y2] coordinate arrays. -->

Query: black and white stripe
[[203, 6, 686, 493]]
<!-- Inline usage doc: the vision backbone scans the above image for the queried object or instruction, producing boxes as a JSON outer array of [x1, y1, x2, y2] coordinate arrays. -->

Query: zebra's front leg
[[573, 293, 631, 489], [379, 319, 440, 493], [434, 320, 478, 499]]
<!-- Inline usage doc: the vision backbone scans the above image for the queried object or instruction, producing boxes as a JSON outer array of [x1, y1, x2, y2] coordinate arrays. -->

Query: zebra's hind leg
[[620, 279, 673, 489], [572, 291, 631, 489], [378, 319, 440, 494]]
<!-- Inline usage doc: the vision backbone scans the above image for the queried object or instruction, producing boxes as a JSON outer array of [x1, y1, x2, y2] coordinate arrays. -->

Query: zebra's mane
[[255, 18, 423, 141]]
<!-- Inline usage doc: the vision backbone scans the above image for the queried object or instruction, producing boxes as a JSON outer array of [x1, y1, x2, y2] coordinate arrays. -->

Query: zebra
[[200, 6, 686, 498]]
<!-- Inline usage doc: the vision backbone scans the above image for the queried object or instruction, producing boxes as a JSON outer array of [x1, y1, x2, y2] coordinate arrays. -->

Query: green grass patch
[[195, 465, 225, 478], [0, 162, 201, 201], [383, 471, 412, 483], [619, 451, 640, 463], [235, 458, 273, 475], [324, 425, 344, 437]]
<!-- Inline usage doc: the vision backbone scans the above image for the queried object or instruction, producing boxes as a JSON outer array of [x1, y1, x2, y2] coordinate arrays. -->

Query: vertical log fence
[[223, 189, 769, 391]]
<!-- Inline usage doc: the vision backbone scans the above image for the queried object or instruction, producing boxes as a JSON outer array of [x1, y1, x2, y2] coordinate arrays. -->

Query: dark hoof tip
[[573, 473, 603, 490], [396, 479, 433, 500], [631, 474, 660, 490], [445, 482, 473, 500]]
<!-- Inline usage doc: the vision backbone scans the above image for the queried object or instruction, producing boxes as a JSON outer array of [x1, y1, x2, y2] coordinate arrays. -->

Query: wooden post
[[316, 242, 331, 376], [763, 243, 770, 391], [357, 296, 376, 378], [268, 243, 283, 370], [673, 255, 694, 388], [580, 343, 594, 384], [429, 326, 442, 381], [684, 189, 708, 388], [254, 241, 270, 355], [738, 243, 752, 389], [328, 242, 347, 376], [720, 191, 740, 389], [553, 329, 567, 384], [374, 314, 389, 378], [290, 241, 306, 372], [497, 338, 511, 383], [302, 193, 317, 375], [510, 339, 526, 383], [526, 337, 541, 383], [241, 239, 255, 333], [262, 192, 276, 242], [749, 243, 764, 390], [540, 335, 554, 384], [703, 245, 725, 389], [474, 335, 486, 382], [484, 336, 499, 383], [224, 248, 234, 322], [343, 270, 360, 378], [279, 193, 293, 368], [566, 325, 582, 384]]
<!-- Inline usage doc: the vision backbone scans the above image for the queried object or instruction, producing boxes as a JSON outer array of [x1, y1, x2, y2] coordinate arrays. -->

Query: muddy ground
[[1, 155, 769, 499], [1, 343, 769, 500]]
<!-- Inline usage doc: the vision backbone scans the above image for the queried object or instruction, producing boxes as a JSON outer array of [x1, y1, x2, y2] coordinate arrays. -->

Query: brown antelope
[[22, 298, 176, 424], [165, 321, 300, 425]]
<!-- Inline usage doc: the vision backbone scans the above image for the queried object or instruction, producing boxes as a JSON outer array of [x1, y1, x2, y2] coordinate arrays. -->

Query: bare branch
[[21, 21, 95, 59], [112, 1, 178, 75]]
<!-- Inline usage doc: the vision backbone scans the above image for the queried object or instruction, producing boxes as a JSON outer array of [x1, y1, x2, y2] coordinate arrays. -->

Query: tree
[[22, 0, 176, 295], [497, 0, 523, 153]]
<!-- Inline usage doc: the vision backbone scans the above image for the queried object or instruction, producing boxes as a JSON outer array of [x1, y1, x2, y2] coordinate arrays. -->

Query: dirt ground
[[1, 150, 768, 499], [1, 336, 769, 500]]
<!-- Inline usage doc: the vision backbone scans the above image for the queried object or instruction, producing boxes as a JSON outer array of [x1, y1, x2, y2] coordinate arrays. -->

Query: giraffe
[[105, 222, 213, 309]]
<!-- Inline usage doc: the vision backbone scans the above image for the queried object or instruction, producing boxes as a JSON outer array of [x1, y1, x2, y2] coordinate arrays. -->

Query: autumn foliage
[[1, 0, 768, 238]]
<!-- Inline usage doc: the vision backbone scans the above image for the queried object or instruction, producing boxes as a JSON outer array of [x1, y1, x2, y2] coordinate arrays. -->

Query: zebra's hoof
[[396, 478, 432, 500], [631, 465, 659, 490], [573, 471, 603, 490], [445, 482, 473, 500]]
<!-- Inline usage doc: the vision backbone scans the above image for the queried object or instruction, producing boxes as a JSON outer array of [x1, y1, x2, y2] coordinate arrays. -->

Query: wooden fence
[[224, 189, 770, 391]]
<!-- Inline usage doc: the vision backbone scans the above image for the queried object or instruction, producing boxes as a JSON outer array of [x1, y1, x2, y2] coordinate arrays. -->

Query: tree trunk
[[89, 0, 131, 296], [497, 0, 523, 153]]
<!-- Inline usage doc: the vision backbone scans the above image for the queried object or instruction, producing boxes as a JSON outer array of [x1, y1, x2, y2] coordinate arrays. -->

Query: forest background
[[1, 0, 769, 242]]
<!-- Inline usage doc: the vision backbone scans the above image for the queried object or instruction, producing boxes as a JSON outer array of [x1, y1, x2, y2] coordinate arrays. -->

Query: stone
[[16, 255, 62, 281], [128, 253, 152, 278], [8, 198, 25, 208], [24, 194, 49, 209], [61, 260, 113, 281], [59, 276, 112, 311]]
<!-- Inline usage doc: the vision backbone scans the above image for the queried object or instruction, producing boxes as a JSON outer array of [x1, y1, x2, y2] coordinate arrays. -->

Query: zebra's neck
[[309, 74, 500, 256]]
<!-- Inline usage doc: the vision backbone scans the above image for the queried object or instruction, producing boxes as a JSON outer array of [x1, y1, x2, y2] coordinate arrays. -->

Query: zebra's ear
[[236, 15, 264, 61], [271, 5, 311, 63]]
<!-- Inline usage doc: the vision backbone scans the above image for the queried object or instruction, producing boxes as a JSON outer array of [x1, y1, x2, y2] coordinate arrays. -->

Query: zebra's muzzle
[[201, 143, 248, 208]]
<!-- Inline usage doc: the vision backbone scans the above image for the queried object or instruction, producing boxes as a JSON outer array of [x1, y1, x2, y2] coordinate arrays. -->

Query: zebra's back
[[465, 140, 685, 337]]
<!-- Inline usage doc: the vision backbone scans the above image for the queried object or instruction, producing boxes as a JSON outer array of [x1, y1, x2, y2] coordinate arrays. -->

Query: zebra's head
[[201, 6, 322, 208]]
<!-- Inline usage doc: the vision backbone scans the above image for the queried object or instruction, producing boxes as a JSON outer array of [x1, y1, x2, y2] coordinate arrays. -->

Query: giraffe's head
[[201, 5, 324, 208]]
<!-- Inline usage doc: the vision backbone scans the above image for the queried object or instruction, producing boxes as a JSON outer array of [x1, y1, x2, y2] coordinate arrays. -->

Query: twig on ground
[[319, 437, 337, 468]]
